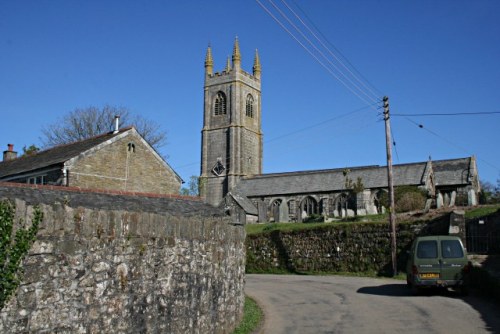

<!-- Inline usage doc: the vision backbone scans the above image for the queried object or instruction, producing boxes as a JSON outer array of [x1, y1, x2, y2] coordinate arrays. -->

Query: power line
[[255, 0, 380, 107], [404, 117, 500, 172], [173, 104, 378, 173], [266, 102, 376, 143], [285, 0, 383, 98], [393, 111, 500, 117]]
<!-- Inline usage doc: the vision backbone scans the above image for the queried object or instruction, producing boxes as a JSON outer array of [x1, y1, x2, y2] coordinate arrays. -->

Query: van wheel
[[411, 284, 421, 296], [458, 285, 469, 296]]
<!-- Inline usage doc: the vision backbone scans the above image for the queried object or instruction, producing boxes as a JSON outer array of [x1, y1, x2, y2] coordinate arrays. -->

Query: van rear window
[[441, 240, 464, 258], [417, 240, 438, 259]]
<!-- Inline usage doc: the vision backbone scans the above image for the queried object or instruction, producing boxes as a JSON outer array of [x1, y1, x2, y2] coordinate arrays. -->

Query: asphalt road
[[245, 274, 500, 334]]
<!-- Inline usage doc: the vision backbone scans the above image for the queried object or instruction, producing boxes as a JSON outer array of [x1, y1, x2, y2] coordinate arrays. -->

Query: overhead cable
[[284, 0, 382, 99], [393, 111, 500, 117], [255, 0, 380, 108]]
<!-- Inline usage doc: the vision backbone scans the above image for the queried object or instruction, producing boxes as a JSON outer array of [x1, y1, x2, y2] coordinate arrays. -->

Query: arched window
[[127, 142, 136, 153], [301, 196, 318, 216], [270, 199, 282, 222], [214, 92, 227, 115], [245, 94, 254, 118]]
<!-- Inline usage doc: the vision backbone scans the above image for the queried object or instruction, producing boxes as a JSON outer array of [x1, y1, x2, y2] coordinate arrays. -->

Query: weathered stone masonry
[[0, 184, 245, 333]]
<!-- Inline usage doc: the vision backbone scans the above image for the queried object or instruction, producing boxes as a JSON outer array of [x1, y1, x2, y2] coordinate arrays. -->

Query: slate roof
[[0, 128, 183, 183], [235, 157, 473, 197], [433, 157, 473, 186], [228, 191, 258, 215], [0, 128, 133, 179]]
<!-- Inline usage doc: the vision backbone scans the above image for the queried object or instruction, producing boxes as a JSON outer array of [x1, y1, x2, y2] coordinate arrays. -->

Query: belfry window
[[245, 94, 254, 118], [214, 92, 227, 116], [127, 142, 136, 153]]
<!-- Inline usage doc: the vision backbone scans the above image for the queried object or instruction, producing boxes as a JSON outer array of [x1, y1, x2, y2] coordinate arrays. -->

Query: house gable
[[66, 128, 182, 194]]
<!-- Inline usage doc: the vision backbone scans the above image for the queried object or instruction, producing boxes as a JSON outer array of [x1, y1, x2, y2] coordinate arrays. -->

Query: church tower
[[200, 38, 263, 206]]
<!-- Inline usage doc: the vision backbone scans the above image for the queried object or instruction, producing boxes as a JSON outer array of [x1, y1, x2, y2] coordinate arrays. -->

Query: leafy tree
[[22, 144, 40, 156], [0, 200, 42, 310], [180, 175, 200, 196], [40, 105, 166, 150]]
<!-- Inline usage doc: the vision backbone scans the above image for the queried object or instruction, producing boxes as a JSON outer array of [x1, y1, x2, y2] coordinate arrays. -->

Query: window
[[214, 92, 227, 115], [27, 175, 46, 185], [245, 94, 254, 118], [441, 240, 464, 258], [128, 142, 136, 153], [301, 196, 318, 216], [212, 159, 226, 176], [417, 240, 438, 259], [288, 200, 295, 215]]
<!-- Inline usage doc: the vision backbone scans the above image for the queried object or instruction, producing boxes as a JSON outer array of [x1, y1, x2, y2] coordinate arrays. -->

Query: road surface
[[245, 274, 500, 334]]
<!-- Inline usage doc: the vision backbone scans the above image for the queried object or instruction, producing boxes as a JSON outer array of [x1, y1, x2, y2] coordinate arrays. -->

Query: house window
[[27, 175, 46, 185], [214, 92, 227, 116], [245, 94, 254, 118]]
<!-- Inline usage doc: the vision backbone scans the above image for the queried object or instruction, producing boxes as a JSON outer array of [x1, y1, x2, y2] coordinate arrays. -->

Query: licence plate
[[420, 273, 439, 279]]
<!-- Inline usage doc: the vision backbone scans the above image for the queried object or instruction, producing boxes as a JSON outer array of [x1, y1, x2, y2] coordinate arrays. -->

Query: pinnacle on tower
[[232, 37, 241, 69], [205, 44, 213, 75], [225, 56, 231, 72], [253, 49, 261, 79]]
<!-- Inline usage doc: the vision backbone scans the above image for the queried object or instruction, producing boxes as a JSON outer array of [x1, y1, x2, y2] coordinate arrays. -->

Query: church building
[[200, 39, 481, 224]]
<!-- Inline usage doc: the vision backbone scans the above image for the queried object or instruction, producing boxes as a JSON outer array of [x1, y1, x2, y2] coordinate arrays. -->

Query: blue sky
[[1, 1, 499, 186]]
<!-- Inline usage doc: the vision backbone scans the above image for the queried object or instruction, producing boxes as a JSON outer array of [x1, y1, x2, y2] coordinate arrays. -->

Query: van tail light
[[412, 265, 418, 275], [463, 262, 472, 274]]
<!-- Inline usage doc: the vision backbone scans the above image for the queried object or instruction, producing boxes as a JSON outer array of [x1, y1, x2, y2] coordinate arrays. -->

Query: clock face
[[212, 160, 226, 176]]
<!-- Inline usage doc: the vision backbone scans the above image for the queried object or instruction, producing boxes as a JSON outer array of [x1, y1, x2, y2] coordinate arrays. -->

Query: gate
[[466, 217, 500, 254]]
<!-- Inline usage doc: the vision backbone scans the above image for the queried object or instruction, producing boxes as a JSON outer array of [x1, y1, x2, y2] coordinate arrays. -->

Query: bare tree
[[40, 105, 167, 150], [180, 176, 200, 196]]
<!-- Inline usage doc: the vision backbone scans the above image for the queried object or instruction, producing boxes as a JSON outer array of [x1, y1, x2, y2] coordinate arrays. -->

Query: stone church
[[200, 39, 481, 224]]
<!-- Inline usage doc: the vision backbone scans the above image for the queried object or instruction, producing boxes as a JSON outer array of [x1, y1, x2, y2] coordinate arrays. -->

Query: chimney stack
[[3, 144, 17, 161], [113, 115, 120, 134]]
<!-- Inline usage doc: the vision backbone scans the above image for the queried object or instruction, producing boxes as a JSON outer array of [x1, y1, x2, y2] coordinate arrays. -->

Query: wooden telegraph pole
[[383, 96, 397, 276]]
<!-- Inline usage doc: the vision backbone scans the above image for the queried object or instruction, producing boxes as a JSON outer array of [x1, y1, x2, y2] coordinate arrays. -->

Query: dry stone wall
[[246, 216, 452, 274], [0, 184, 245, 333]]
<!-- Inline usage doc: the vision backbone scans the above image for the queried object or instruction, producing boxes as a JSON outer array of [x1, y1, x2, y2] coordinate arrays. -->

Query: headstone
[[468, 189, 477, 206], [450, 191, 456, 207], [279, 201, 289, 223], [444, 193, 450, 207], [257, 200, 267, 223], [437, 192, 443, 208], [424, 199, 432, 213]]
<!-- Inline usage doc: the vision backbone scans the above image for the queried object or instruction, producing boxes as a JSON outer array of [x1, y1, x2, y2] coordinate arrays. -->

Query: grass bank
[[232, 296, 263, 334]]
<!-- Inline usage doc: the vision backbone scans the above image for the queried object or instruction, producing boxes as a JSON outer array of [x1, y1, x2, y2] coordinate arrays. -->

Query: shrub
[[379, 186, 427, 213], [0, 200, 42, 310], [303, 214, 324, 223]]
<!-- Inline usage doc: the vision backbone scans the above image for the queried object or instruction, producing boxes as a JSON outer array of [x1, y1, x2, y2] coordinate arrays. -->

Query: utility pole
[[383, 96, 397, 276]]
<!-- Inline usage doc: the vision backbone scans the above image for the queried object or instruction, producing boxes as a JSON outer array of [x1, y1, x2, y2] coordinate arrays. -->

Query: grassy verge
[[232, 296, 263, 334], [246, 205, 500, 235], [464, 205, 500, 219], [246, 214, 389, 235]]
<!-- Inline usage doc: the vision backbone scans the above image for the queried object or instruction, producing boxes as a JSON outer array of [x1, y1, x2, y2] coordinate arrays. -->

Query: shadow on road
[[357, 284, 410, 297], [357, 284, 500, 333], [358, 283, 474, 298]]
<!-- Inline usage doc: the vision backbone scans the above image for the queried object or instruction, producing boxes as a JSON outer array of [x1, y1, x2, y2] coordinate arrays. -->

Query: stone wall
[[0, 183, 245, 333], [246, 216, 451, 274]]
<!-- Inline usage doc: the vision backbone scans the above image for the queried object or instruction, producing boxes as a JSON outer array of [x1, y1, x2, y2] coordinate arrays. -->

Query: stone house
[[0, 126, 182, 194], [199, 40, 481, 224]]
